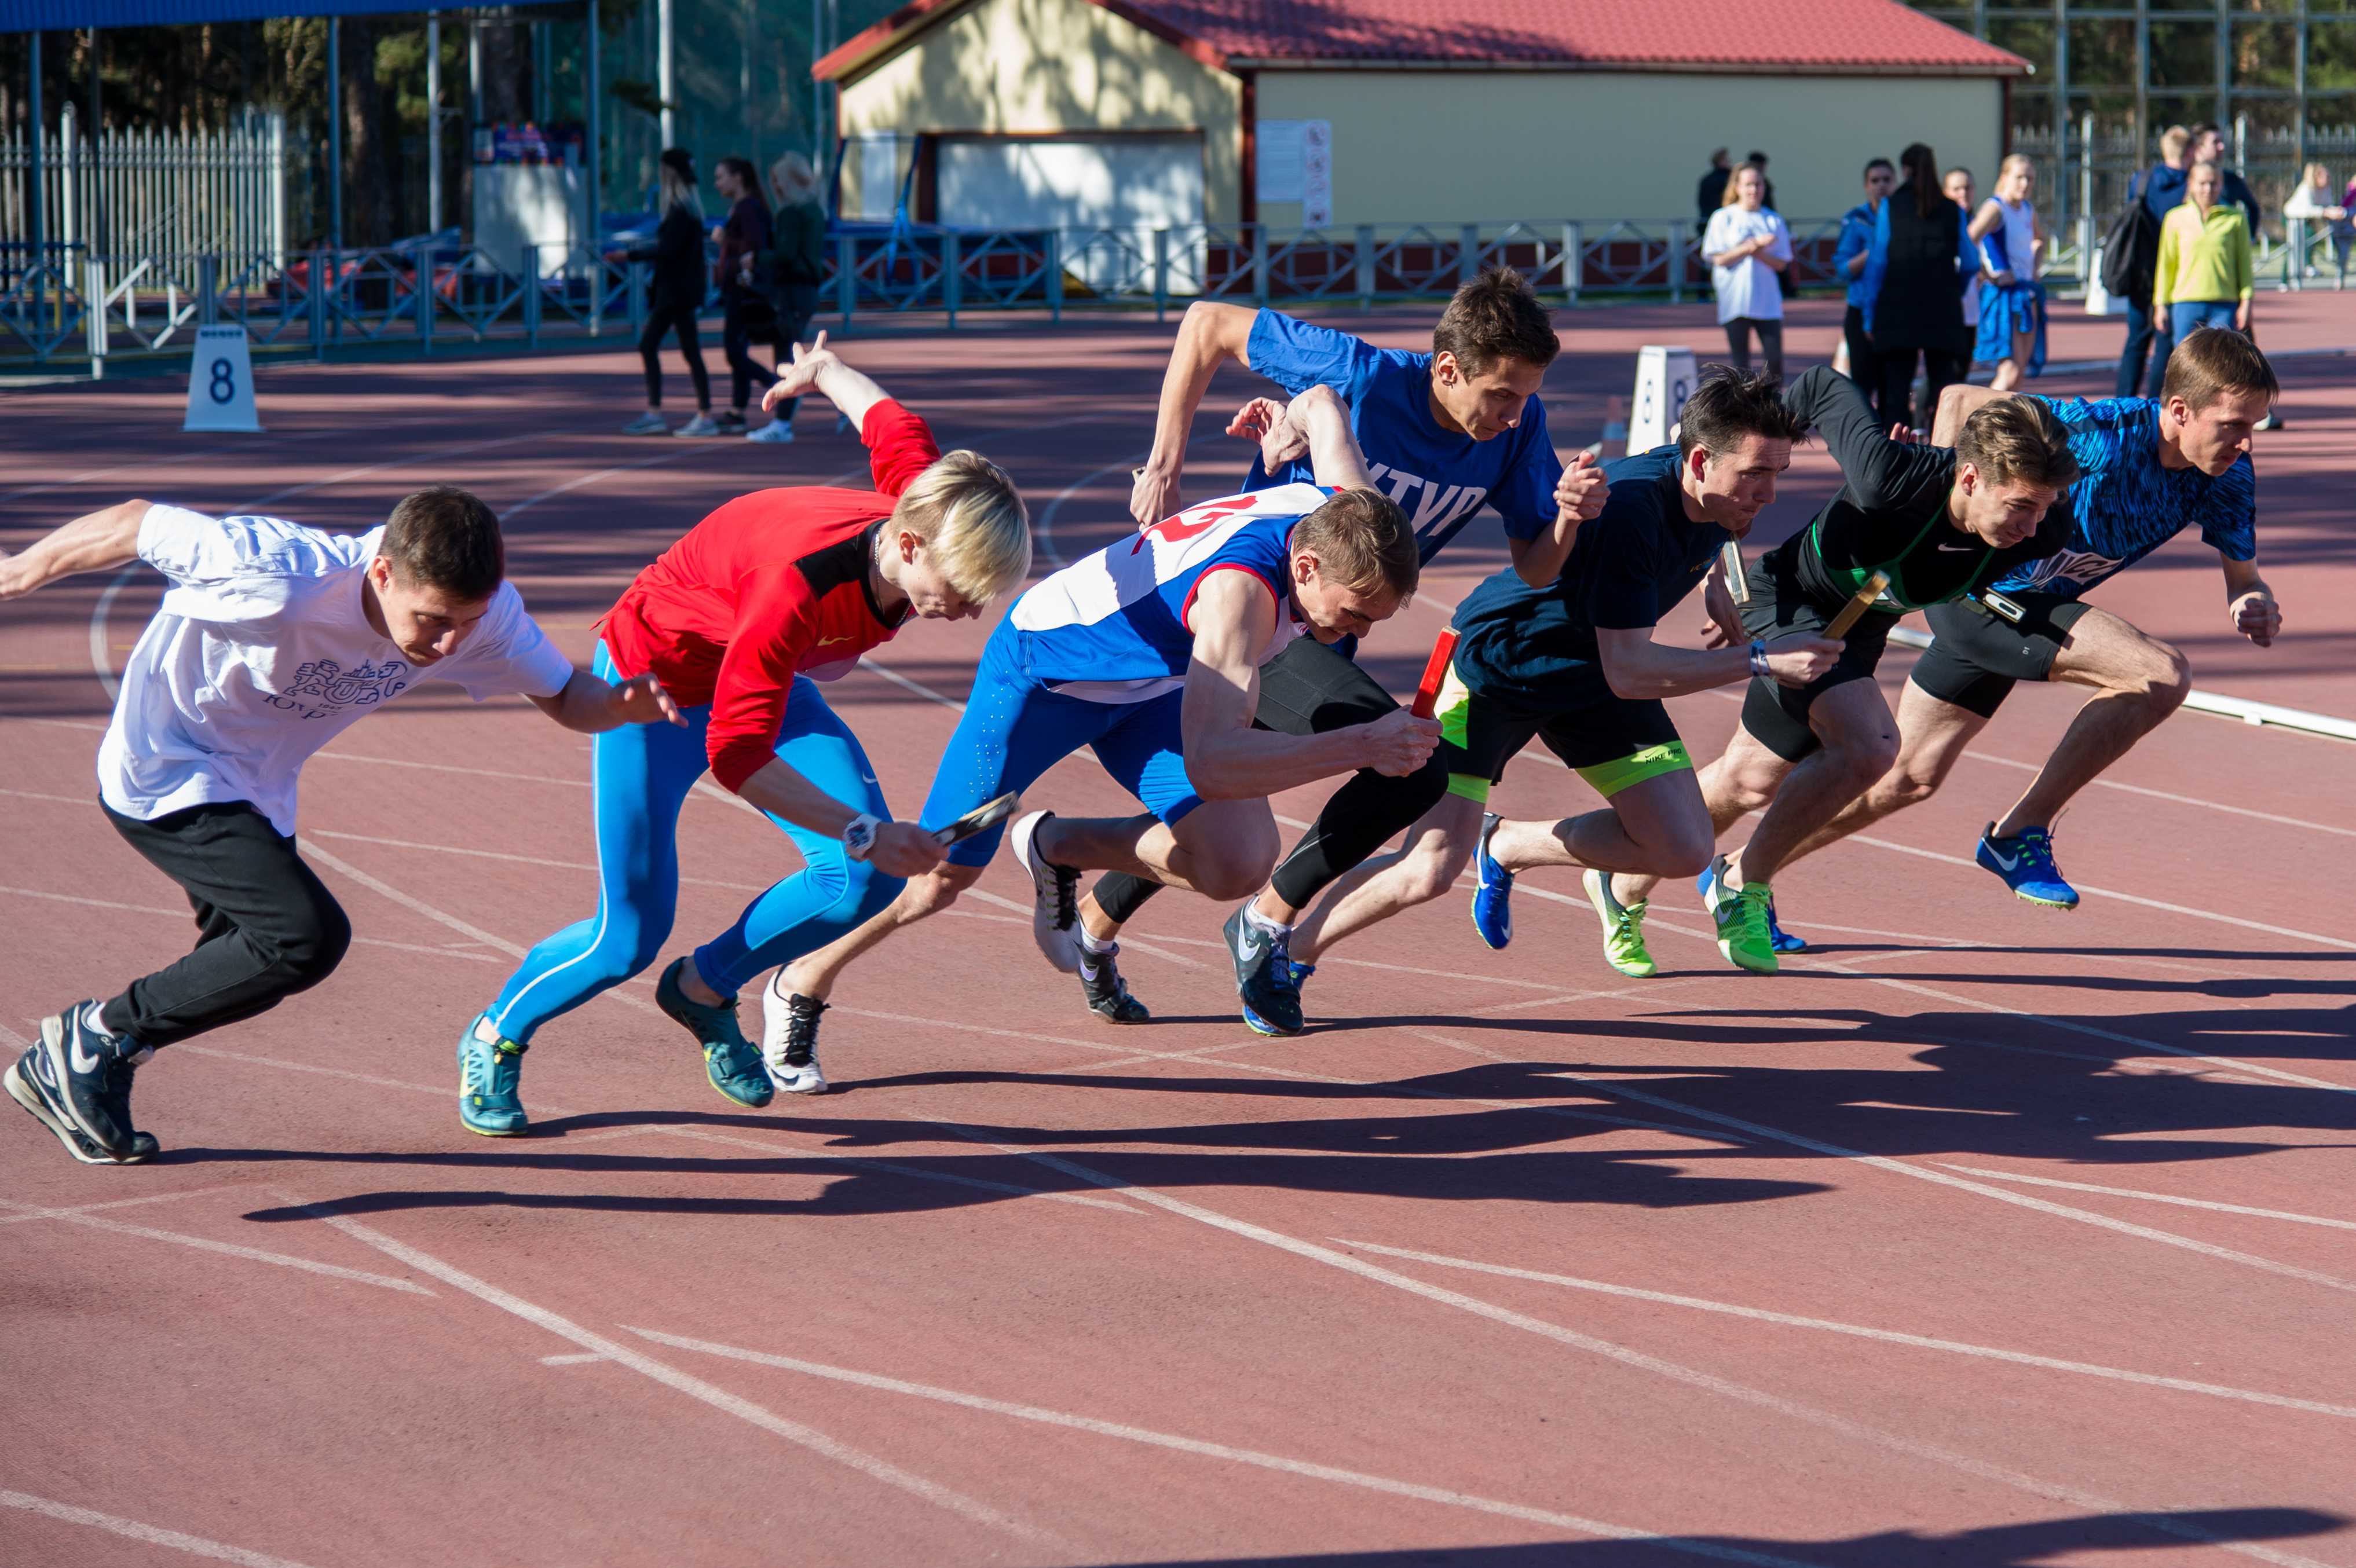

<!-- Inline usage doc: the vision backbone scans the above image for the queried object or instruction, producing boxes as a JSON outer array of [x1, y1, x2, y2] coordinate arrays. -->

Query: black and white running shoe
[[1077, 942, 1151, 1024], [1009, 809, 1082, 973], [6, 1002, 152, 1164], [760, 974, 830, 1095]]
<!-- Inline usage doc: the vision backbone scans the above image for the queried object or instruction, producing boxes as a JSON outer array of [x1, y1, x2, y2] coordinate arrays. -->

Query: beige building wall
[[1253, 72, 2004, 229], [833, 0, 1243, 221]]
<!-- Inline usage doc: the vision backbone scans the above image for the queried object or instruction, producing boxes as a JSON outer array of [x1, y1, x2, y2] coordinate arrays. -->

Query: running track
[[1, 298, 2351, 1567]]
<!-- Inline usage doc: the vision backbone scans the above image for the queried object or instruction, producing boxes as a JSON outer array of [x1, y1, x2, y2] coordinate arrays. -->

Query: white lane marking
[[0, 786, 92, 805], [295, 840, 527, 958], [1342, 1239, 2356, 1420], [541, 1351, 613, 1365], [1037, 448, 1146, 570], [0, 1196, 434, 1295], [921, 1125, 2335, 1568], [307, 749, 588, 786], [0, 1488, 320, 1568], [1955, 748, 2356, 838], [303, 827, 764, 891], [1410, 1039, 2356, 1296], [0, 878, 503, 965], [627, 1325, 1825, 1568], [88, 562, 142, 701], [855, 655, 967, 711], [173, 1042, 573, 1115], [0, 1182, 264, 1226], [243, 427, 593, 511], [297, 1201, 1063, 1548], [502, 441, 723, 518], [647, 1124, 1144, 1213], [1935, 1165, 2356, 1232]]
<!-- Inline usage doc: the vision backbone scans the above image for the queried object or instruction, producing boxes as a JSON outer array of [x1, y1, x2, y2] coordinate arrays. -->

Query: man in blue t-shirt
[[1273, 371, 1841, 984], [1834, 157, 1896, 424], [1772, 325, 2280, 920], [1085, 268, 1599, 1036]]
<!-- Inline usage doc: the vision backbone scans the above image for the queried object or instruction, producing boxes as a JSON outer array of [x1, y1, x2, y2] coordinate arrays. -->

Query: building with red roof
[[817, 0, 2026, 234]]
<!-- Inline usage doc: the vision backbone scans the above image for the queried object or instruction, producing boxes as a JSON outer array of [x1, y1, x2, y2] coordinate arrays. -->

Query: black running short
[[1433, 668, 1687, 801], [1736, 576, 1900, 764], [1909, 592, 2094, 719]]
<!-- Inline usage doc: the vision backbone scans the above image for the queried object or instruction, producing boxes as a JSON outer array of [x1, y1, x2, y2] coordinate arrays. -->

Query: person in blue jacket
[[1834, 157, 1896, 421]]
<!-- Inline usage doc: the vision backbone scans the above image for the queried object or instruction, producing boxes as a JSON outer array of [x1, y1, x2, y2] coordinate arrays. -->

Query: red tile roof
[[817, 0, 2027, 80]]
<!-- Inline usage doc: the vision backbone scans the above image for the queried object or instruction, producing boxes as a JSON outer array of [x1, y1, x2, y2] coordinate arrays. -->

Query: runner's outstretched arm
[[0, 499, 148, 598], [760, 330, 890, 430], [1786, 364, 1946, 505], [1131, 301, 1259, 527], [526, 668, 686, 733], [1288, 383, 1375, 491], [1930, 383, 2010, 446]]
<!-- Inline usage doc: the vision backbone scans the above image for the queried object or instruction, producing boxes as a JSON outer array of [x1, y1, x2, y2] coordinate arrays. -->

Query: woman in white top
[[1702, 164, 1792, 385], [2282, 161, 2350, 283], [1968, 154, 2047, 391]]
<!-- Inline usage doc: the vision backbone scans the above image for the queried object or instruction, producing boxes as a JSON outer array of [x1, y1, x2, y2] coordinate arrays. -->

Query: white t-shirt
[[1702, 206, 1792, 324], [97, 505, 575, 835]]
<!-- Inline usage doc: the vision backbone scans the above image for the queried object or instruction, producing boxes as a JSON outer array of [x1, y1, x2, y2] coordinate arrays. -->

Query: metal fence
[[1, 109, 288, 266]]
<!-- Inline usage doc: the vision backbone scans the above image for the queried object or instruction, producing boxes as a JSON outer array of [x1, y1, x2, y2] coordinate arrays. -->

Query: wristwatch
[[1748, 640, 1772, 678], [841, 813, 883, 862]]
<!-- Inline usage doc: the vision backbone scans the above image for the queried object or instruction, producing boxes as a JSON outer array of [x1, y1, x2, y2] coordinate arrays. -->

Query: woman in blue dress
[[1969, 154, 2047, 390]]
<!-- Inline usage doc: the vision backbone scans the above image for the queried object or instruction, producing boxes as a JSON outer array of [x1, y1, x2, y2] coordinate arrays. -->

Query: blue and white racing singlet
[[1008, 483, 1327, 703]]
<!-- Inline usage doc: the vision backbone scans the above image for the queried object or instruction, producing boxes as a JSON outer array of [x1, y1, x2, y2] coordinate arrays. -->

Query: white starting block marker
[[1627, 344, 1695, 455], [183, 324, 264, 433]]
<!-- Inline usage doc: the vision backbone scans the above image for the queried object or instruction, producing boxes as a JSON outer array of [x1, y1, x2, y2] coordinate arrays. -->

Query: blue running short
[[921, 618, 1202, 867]]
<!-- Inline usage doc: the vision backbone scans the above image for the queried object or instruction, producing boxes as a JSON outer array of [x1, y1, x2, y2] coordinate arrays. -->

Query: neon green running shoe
[[1714, 882, 1780, 975], [1581, 869, 1656, 978]]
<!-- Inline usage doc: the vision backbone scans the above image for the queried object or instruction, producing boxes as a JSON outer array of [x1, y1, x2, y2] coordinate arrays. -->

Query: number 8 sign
[[183, 324, 264, 432]]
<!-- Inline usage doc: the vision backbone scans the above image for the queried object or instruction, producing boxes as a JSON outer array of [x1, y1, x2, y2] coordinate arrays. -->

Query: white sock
[[1242, 900, 1293, 937], [1078, 925, 1117, 957]]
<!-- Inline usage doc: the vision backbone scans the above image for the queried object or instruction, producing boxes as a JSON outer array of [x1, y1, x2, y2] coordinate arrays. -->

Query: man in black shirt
[[1619, 365, 2077, 974], [1699, 149, 1734, 221], [1277, 371, 1840, 982]]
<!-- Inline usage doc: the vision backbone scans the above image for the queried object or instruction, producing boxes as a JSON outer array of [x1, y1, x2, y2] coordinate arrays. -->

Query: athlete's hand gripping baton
[[935, 792, 1022, 847], [1823, 571, 1892, 640], [1410, 629, 1460, 720], [1720, 541, 1751, 605]]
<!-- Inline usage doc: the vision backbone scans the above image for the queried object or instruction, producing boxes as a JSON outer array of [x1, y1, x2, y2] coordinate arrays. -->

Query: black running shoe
[[1077, 942, 1150, 1024], [6, 1003, 149, 1163], [1221, 905, 1304, 1037]]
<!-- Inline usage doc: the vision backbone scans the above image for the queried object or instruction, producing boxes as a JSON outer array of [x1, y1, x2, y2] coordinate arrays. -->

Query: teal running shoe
[[657, 958, 774, 1108], [1223, 905, 1303, 1037], [1975, 822, 2079, 909], [1469, 811, 1513, 950], [458, 1014, 530, 1137]]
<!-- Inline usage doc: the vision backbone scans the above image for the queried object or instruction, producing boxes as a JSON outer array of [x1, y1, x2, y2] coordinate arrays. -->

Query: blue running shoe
[[1766, 896, 1808, 954], [458, 1014, 530, 1137], [1975, 822, 2079, 909], [1470, 811, 1513, 950], [1695, 853, 1735, 917], [1287, 960, 1316, 997], [1223, 904, 1304, 1037], [656, 958, 776, 1108]]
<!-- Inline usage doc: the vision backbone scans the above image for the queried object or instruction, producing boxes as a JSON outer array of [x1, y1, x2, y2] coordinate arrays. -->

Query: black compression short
[[1736, 572, 1900, 764], [1909, 592, 2094, 719]]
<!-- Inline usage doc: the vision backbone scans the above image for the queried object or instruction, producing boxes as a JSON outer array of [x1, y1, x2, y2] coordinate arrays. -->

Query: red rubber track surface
[[1, 301, 2351, 1568]]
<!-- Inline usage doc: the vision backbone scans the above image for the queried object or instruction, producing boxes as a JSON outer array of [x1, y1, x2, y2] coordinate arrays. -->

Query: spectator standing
[[1832, 157, 1895, 412], [1860, 141, 1977, 430], [1970, 155, 2047, 390], [623, 148, 717, 438], [2282, 162, 2351, 285], [1745, 151, 1779, 214], [711, 156, 777, 436], [1698, 148, 1734, 222], [2116, 126, 2191, 400], [1703, 164, 1792, 384], [2185, 123, 2278, 429], [2154, 160, 2254, 372], [1944, 167, 1981, 340], [747, 153, 830, 444]]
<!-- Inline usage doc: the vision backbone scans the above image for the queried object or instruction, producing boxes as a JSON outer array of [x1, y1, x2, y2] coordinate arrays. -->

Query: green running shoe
[[1581, 869, 1656, 978], [656, 958, 775, 1109], [1714, 882, 1780, 975], [458, 1014, 530, 1137]]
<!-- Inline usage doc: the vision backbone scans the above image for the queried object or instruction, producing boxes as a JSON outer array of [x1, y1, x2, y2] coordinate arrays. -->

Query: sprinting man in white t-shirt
[[0, 487, 681, 1167]]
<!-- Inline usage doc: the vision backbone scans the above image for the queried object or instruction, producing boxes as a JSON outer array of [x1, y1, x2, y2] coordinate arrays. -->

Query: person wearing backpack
[[2110, 127, 2187, 399]]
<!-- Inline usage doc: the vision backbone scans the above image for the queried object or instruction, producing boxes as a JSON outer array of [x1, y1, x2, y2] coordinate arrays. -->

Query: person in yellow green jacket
[[2154, 161, 2254, 362]]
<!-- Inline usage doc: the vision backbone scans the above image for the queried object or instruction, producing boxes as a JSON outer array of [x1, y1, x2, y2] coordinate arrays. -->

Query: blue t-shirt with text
[[1243, 310, 1561, 565]]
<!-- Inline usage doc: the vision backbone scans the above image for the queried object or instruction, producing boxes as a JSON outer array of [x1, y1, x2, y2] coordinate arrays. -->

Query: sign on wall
[[1256, 119, 1332, 226]]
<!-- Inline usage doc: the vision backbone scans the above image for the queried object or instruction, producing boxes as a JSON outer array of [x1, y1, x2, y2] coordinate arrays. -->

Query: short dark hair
[[2188, 120, 2222, 148], [1864, 157, 1894, 178], [1433, 266, 1560, 377], [380, 486, 505, 600], [1677, 365, 1807, 462], [1746, 151, 1769, 166], [2162, 325, 2278, 412], [1955, 397, 2079, 492], [1293, 487, 1418, 604]]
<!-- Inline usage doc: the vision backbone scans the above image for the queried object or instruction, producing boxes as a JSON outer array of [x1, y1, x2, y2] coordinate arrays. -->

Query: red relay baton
[[1409, 629, 1459, 719]]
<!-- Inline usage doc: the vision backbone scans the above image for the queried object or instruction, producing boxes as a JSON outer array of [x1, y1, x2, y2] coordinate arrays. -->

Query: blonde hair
[[1999, 153, 2034, 184], [658, 163, 704, 219], [770, 151, 821, 207], [1720, 164, 1762, 207], [891, 450, 1031, 601], [2305, 161, 2333, 186], [2160, 126, 2192, 162], [1293, 488, 1417, 602]]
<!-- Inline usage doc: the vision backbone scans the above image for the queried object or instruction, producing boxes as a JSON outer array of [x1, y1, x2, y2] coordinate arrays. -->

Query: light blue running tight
[[485, 643, 898, 1043]]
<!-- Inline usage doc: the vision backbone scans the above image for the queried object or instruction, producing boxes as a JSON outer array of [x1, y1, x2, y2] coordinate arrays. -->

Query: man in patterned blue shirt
[[1775, 325, 2280, 917]]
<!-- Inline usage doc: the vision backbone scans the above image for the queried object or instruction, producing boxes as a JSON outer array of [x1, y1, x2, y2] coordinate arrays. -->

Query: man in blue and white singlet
[[1775, 324, 2280, 917], [773, 384, 1438, 1032]]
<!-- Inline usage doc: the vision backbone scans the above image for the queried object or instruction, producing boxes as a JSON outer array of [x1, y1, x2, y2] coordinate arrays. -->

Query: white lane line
[[88, 562, 142, 701], [1955, 748, 2356, 839], [0, 881, 494, 963], [173, 1042, 565, 1112], [303, 827, 764, 892], [243, 427, 594, 511], [295, 840, 527, 958], [0, 1182, 265, 1226], [1410, 1039, 2356, 1296], [1934, 1165, 2356, 1232], [636, 1124, 1146, 1214], [921, 1124, 2333, 1568], [627, 1325, 1826, 1568], [855, 654, 967, 711], [297, 1201, 1063, 1548], [306, 749, 588, 786], [1342, 1239, 2356, 1421], [502, 441, 722, 519], [0, 786, 92, 805], [541, 1351, 613, 1365], [1037, 448, 1146, 569], [0, 1488, 320, 1568], [0, 1196, 434, 1295]]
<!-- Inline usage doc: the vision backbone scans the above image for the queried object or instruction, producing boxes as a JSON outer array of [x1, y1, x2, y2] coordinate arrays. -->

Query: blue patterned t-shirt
[[1992, 396, 2256, 599]]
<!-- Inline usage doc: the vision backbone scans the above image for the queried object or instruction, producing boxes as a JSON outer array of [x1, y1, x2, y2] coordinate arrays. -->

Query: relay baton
[[935, 792, 1022, 847], [1409, 629, 1460, 719], [1823, 571, 1892, 640], [1720, 540, 1751, 605]]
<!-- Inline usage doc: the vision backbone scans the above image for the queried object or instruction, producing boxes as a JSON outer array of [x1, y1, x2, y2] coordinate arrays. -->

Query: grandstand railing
[[0, 218, 2125, 371]]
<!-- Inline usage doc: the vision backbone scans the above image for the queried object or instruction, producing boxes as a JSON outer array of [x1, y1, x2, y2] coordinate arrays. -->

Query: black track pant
[[721, 294, 779, 411], [639, 299, 711, 410], [1092, 636, 1450, 923], [1878, 347, 1967, 433], [97, 801, 352, 1049]]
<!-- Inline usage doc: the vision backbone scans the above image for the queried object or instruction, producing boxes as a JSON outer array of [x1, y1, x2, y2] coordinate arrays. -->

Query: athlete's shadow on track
[[1090, 1505, 2342, 1567]]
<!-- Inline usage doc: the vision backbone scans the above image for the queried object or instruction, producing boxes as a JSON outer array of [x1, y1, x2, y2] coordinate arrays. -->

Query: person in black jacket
[[746, 152, 829, 444], [623, 148, 716, 437], [1617, 365, 2076, 974], [1861, 142, 1975, 431], [1698, 148, 1733, 222], [711, 156, 776, 435]]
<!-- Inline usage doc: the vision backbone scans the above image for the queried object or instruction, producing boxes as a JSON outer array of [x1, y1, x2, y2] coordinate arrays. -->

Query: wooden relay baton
[[1720, 540, 1751, 605], [1823, 570, 1892, 639]]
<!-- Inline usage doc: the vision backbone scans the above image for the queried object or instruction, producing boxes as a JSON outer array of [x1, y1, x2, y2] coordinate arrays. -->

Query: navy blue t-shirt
[[1451, 446, 1729, 709], [1242, 310, 1561, 565]]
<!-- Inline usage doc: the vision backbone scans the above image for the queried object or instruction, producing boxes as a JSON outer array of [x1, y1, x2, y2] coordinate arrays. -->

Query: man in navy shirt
[[1768, 326, 2277, 922], [1086, 268, 1599, 1035], [1272, 371, 1839, 983]]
